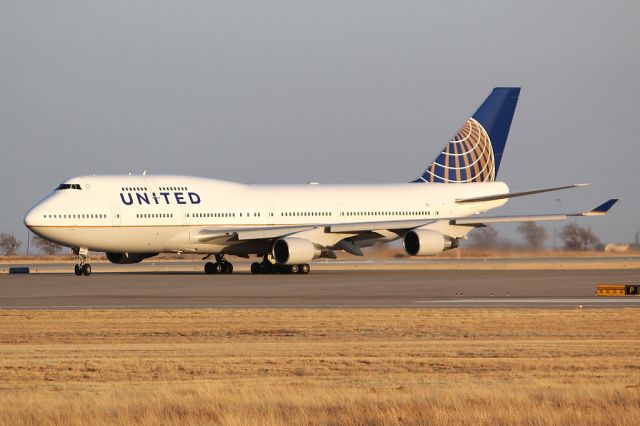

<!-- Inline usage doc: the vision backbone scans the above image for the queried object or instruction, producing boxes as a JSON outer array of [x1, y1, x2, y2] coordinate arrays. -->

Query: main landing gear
[[73, 249, 92, 276], [202, 254, 309, 275], [204, 254, 233, 274], [250, 256, 310, 274]]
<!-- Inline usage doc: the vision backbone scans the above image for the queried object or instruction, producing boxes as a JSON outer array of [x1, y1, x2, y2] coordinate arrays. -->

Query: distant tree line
[[558, 223, 600, 251], [31, 236, 63, 255], [0, 233, 21, 256], [466, 222, 601, 251], [0, 233, 63, 256]]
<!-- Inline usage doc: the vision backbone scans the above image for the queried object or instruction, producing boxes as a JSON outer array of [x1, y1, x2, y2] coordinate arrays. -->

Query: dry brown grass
[[1, 309, 639, 425]]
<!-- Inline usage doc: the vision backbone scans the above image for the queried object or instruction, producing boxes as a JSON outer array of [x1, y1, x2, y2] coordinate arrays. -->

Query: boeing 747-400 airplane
[[24, 88, 618, 275]]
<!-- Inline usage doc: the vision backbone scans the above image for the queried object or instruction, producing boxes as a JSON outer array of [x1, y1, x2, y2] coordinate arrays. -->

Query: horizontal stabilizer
[[455, 183, 588, 204]]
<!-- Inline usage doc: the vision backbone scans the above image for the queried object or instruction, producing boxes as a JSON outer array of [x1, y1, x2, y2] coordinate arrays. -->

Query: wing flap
[[330, 219, 434, 234], [196, 225, 317, 243]]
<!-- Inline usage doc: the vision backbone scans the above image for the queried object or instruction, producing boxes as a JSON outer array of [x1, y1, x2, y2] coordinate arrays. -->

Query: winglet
[[581, 199, 620, 216]]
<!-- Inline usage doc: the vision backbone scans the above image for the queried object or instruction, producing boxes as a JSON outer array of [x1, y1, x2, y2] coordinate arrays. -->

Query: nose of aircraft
[[23, 203, 42, 230]]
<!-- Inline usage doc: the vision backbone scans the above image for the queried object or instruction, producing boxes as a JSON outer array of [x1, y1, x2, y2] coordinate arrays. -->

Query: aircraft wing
[[329, 198, 618, 232], [451, 198, 620, 227], [195, 198, 619, 243]]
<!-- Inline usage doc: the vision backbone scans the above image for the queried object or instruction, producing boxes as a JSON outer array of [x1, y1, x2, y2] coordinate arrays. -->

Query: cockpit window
[[55, 183, 82, 190]]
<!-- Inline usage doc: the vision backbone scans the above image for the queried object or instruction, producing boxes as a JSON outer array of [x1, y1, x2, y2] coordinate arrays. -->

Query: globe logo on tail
[[421, 118, 495, 183]]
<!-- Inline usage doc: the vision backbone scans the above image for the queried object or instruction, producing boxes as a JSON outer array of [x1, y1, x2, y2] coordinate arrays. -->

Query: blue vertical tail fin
[[413, 87, 520, 183]]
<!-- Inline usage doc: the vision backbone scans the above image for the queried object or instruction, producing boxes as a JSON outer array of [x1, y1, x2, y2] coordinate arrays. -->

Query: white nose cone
[[23, 204, 42, 230]]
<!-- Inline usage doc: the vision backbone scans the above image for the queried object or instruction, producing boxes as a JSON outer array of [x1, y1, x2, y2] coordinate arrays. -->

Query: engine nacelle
[[403, 229, 458, 256], [105, 252, 158, 264], [272, 237, 321, 265]]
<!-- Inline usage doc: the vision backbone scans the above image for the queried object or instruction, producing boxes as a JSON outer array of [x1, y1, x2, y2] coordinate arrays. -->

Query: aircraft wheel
[[260, 261, 272, 274], [299, 264, 310, 274], [204, 262, 217, 274], [250, 262, 261, 274], [74, 264, 82, 276], [289, 264, 299, 274], [222, 262, 233, 274], [82, 264, 92, 276]]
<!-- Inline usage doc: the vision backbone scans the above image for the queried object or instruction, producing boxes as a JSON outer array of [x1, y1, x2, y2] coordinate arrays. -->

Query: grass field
[[1, 309, 639, 425]]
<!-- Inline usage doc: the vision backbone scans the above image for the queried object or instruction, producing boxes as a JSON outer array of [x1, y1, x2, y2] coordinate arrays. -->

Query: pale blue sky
[[1, 0, 638, 248]]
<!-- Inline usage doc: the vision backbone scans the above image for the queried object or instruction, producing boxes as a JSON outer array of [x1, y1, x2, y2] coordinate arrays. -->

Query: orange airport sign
[[596, 285, 639, 297]]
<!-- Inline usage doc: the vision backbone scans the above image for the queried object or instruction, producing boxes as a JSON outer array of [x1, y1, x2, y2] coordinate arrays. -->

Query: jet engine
[[403, 229, 459, 256], [272, 237, 321, 265], [105, 252, 158, 264]]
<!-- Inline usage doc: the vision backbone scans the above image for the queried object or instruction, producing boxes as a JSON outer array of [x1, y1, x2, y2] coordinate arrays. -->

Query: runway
[[3, 256, 640, 273], [1, 267, 639, 309]]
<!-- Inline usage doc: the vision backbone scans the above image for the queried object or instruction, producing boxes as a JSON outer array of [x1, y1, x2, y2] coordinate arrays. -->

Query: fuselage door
[[111, 206, 121, 226], [265, 204, 275, 225], [336, 204, 345, 223]]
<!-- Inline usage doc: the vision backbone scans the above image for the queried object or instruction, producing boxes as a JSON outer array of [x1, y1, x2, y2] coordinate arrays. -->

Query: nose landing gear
[[73, 248, 91, 276]]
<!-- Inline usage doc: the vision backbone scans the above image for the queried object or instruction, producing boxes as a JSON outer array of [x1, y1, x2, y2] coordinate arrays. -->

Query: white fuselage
[[24, 175, 509, 254]]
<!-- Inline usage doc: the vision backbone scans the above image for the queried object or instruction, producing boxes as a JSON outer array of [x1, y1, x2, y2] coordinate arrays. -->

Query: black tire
[[260, 261, 272, 274], [299, 264, 310, 274], [204, 262, 216, 274], [82, 264, 92, 276], [250, 262, 261, 274], [289, 264, 299, 274], [214, 263, 223, 273], [74, 264, 82, 276], [222, 262, 233, 274]]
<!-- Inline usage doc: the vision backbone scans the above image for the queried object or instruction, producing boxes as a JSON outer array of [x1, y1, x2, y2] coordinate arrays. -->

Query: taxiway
[[1, 266, 638, 309]]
